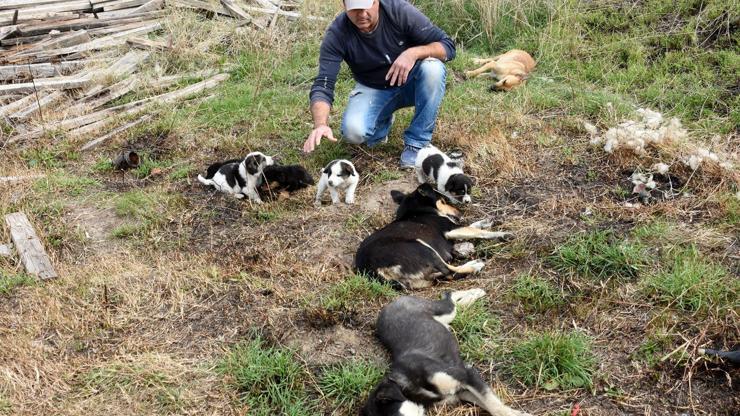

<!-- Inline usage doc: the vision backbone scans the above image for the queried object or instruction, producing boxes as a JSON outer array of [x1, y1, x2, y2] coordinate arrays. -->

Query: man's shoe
[[400, 145, 420, 169]]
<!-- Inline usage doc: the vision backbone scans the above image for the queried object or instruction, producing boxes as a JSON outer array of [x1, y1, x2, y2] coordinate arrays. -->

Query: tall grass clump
[[511, 273, 565, 312], [218, 336, 314, 415], [318, 360, 385, 411], [511, 331, 596, 391], [548, 230, 646, 280], [450, 299, 500, 362], [643, 246, 738, 314]]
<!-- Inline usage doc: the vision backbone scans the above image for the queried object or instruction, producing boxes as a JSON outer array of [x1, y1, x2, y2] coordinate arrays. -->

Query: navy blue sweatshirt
[[309, 0, 456, 106]]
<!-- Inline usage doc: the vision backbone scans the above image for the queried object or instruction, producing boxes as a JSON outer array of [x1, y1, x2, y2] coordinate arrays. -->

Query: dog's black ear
[[245, 154, 264, 175], [390, 190, 405, 204], [340, 161, 355, 177], [322, 160, 336, 175], [375, 380, 404, 404]]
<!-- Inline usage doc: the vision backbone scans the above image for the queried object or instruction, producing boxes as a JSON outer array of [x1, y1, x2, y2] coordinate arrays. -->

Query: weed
[[318, 359, 384, 411], [218, 336, 314, 415], [318, 274, 396, 312], [33, 174, 100, 196], [511, 331, 596, 391], [168, 165, 194, 181], [510, 273, 565, 312], [111, 224, 141, 239], [548, 230, 646, 280], [371, 169, 402, 183], [633, 333, 672, 368], [344, 213, 371, 231], [22, 148, 63, 169], [92, 158, 114, 173], [114, 190, 166, 222], [450, 298, 500, 362], [642, 246, 737, 314], [0, 272, 35, 295]]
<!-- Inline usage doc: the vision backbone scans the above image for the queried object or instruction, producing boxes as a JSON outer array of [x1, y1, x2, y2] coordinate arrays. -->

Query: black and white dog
[[197, 152, 274, 203], [355, 184, 511, 290], [361, 290, 532, 416], [261, 164, 314, 192], [415, 145, 474, 204], [314, 159, 359, 206]]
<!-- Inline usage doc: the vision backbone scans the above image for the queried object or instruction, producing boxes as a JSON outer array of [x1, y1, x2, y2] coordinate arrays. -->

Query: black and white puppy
[[362, 290, 532, 416], [261, 164, 314, 192], [314, 159, 358, 206], [415, 145, 474, 204], [197, 151, 274, 203]]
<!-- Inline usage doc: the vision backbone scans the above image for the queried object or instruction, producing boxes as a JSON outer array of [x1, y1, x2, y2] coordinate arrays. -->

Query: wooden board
[[5, 212, 58, 280]]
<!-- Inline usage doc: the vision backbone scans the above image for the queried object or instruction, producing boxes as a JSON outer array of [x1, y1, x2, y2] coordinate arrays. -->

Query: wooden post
[[4, 212, 58, 280]]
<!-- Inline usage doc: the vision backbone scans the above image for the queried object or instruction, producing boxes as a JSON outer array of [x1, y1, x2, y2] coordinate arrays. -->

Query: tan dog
[[465, 49, 536, 91]]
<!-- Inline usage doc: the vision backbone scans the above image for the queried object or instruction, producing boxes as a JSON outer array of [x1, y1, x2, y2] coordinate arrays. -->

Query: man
[[303, 0, 456, 168]]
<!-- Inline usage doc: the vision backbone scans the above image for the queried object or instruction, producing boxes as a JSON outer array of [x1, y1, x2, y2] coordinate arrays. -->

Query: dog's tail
[[415, 239, 454, 269], [197, 174, 214, 187]]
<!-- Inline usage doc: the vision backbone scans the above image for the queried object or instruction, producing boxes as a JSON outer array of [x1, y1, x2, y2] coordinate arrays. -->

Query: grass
[[510, 273, 565, 312], [33, 173, 100, 197], [642, 246, 737, 314], [318, 359, 385, 411], [0, 272, 35, 295], [450, 298, 500, 362], [218, 336, 313, 416], [548, 230, 647, 281], [510, 331, 596, 391], [317, 274, 396, 312]]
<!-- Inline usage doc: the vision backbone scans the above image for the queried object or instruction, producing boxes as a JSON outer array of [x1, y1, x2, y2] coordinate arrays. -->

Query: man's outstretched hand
[[303, 124, 336, 153]]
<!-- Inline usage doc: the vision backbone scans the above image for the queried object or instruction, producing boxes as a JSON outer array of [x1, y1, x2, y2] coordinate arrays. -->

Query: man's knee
[[418, 58, 447, 87], [341, 115, 368, 144]]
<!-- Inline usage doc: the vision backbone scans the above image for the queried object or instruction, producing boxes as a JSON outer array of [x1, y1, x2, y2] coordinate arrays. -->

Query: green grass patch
[[114, 190, 167, 222], [92, 158, 114, 173], [511, 331, 596, 391], [218, 336, 314, 416], [510, 273, 565, 312], [111, 224, 142, 239], [167, 164, 195, 181], [450, 298, 500, 362], [370, 169, 402, 183], [0, 272, 35, 295], [318, 274, 396, 312], [0, 394, 10, 414], [642, 246, 737, 314], [22, 148, 64, 169], [633, 333, 673, 368], [548, 230, 647, 280], [33, 173, 100, 196], [318, 359, 384, 411]]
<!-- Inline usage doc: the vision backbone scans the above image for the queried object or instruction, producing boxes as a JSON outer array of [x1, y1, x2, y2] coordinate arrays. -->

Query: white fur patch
[[430, 372, 461, 396], [433, 309, 456, 329], [314, 159, 358, 206], [398, 400, 425, 416], [450, 288, 486, 307]]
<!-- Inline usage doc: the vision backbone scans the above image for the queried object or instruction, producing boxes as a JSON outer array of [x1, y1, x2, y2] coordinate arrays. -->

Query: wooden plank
[[0, 175, 44, 184], [172, 0, 230, 16], [96, 0, 150, 11], [108, 49, 149, 77], [0, 60, 89, 81], [67, 76, 139, 115], [130, 0, 164, 14], [221, 0, 253, 20], [0, 93, 36, 117], [34, 22, 161, 59], [240, 4, 324, 21], [16, 11, 165, 36], [11, 30, 91, 59], [0, 25, 18, 41], [80, 114, 151, 150], [5, 212, 58, 280], [126, 36, 168, 51], [8, 90, 64, 120], [0, 3, 91, 26], [0, 0, 65, 10], [0, 75, 91, 94]]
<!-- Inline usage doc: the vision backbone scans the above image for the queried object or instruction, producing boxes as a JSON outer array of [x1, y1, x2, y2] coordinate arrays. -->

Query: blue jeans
[[340, 58, 447, 149]]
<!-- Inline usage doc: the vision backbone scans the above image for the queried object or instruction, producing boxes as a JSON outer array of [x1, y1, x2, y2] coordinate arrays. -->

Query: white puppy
[[415, 145, 473, 204], [314, 159, 359, 206], [197, 152, 274, 203]]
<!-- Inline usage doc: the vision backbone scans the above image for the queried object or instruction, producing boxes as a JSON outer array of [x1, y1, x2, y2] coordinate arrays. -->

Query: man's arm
[[305, 26, 344, 153], [386, 41, 447, 86]]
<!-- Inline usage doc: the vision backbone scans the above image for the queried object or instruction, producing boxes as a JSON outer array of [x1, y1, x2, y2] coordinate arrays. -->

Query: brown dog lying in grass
[[465, 49, 536, 91]]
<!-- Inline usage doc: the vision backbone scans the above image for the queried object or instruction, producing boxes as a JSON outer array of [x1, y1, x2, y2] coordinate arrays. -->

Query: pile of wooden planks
[[0, 0, 314, 150]]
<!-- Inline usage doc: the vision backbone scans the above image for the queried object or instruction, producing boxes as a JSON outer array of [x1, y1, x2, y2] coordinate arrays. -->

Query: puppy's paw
[[313, 199, 322, 207], [345, 197, 355, 205], [470, 219, 493, 229], [450, 288, 486, 306], [234, 193, 245, 199], [461, 259, 485, 273], [482, 231, 513, 241]]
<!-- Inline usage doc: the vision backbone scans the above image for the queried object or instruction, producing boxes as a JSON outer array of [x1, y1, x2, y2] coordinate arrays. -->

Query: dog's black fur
[[261, 165, 314, 192], [203, 158, 244, 187], [354, 184, 461, 289], [361, 292, 530, 416]]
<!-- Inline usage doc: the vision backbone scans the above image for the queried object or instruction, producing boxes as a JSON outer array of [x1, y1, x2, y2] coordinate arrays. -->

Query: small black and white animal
[[314, 159, 359, 206], [355, 183, 511, 290], [261, 164, 315, 193], [414, 145, 474, 204], [361, 289, 532, 416], [197, 152, 275, 203]]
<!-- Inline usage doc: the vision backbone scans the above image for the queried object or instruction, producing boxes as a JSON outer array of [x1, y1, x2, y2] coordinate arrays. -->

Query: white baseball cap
[[345, 0, 373, 10]]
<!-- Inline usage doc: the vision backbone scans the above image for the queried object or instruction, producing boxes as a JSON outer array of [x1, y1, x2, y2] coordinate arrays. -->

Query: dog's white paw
[[483, 231, 513, 241], [462, 259, 485, 273], [234, 193, 245, 199], [450, 288, 486, 306], [345, 198, 355, 205], [470, 219, 493, 229]]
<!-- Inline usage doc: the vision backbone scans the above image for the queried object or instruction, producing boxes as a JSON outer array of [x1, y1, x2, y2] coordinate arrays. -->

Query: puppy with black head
[[261, 165, 315, 192], [362, 289, 532, 416], [314, 159, 358, 206], [197, 151, 274, 203], [415, 145, 474, 204]]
